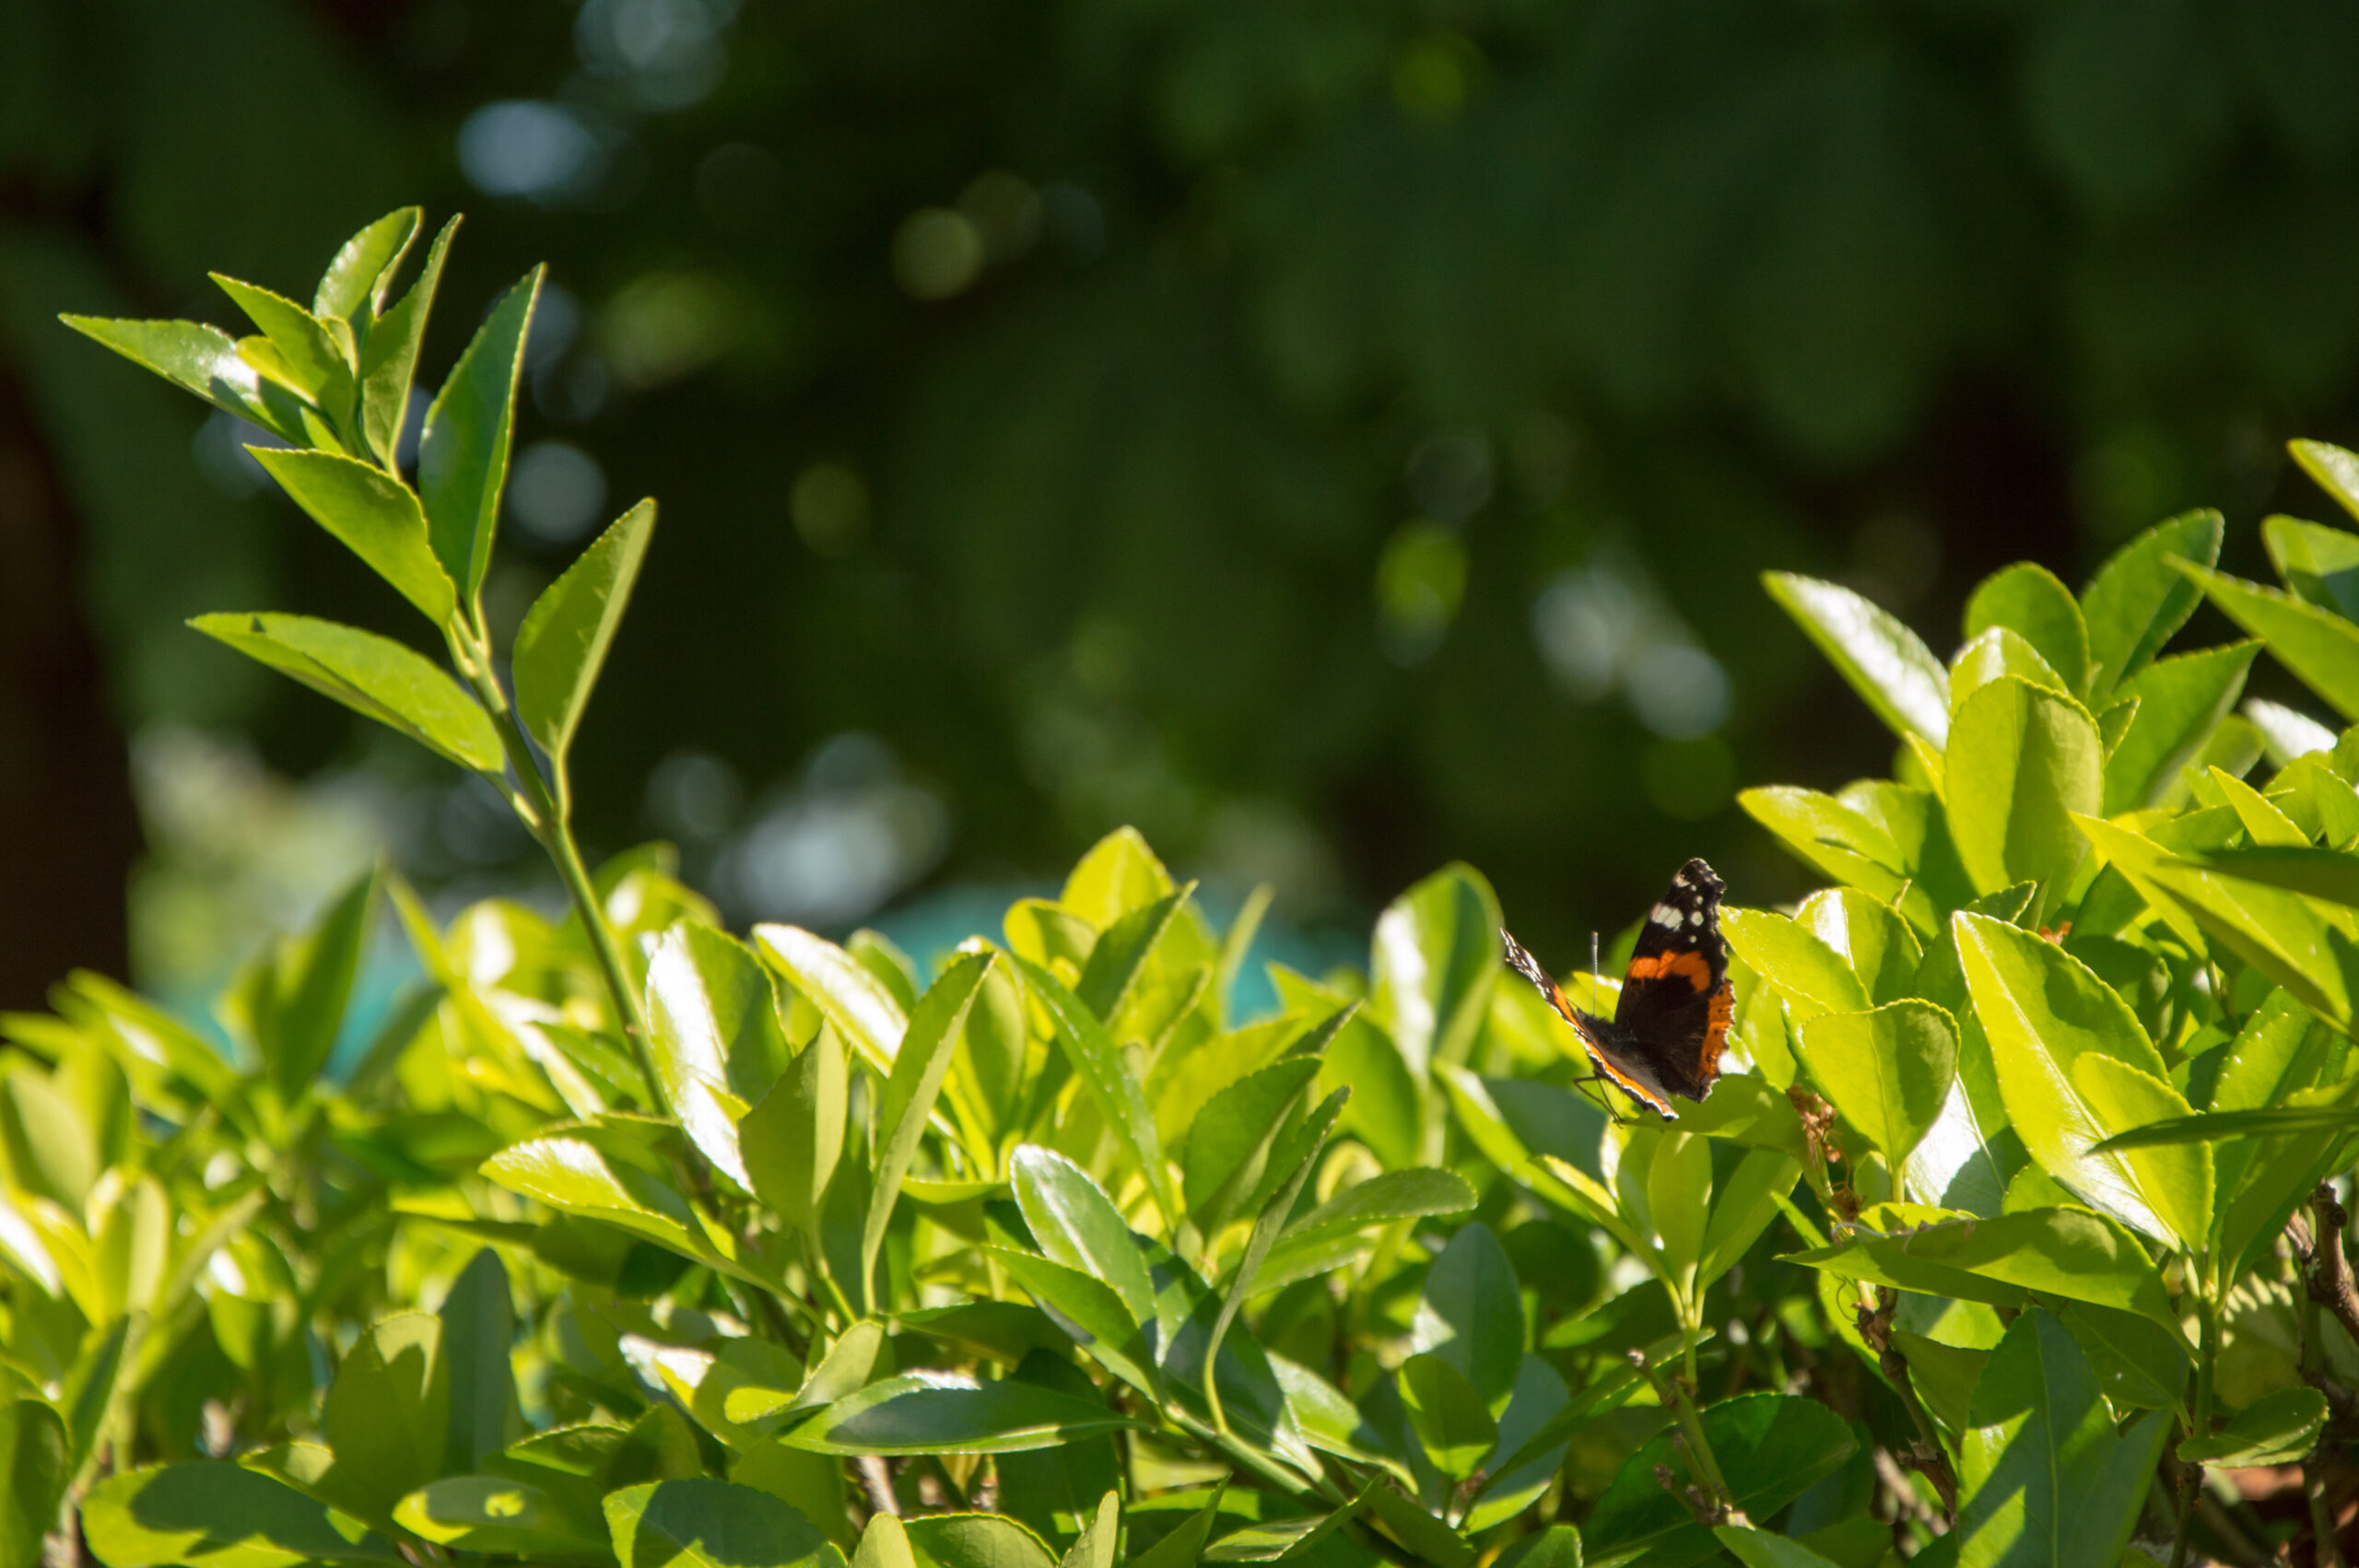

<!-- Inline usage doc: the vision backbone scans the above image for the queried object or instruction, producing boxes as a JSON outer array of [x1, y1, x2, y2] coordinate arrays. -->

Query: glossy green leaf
[[2293, 439, 2359, 527], [1011, 955, 1178, 1227], [741, 1024, 845, 1238], [212, 275, 349, 409], [1203, 1085, 1339, 1435], [394, 1477, 604, 1556], [1955, 1309, 2169, 1568], [314, 208, 422, 321], [1397, 1353, 1495, 1480], [248, 449, 454, 623], [1736, 786, 1916, 913], [2179, 559, 2359, 720], [2265, 512, 2359, 621], [514, 500, 656, 762], [316, 1311, 449, 1525], [1951, 626, 2067, 708], [2102, 641, 2259, 812], [1009, 1146, 1156, 1328], [1182, 1057, 1322, 1223], [1074, 884, 1191, 1024], [1370, 862, 1501, 1077], [902, 1514, 1055, 1568], [1720, 907, 1867, 1022], [1765, 572, 1949, 744], [59, 315, 303, 441], [1411, 1222, 1521, 1415], [189, 613, 499, 772], [775, 1372, 1141, 1455], [754, 927, 909, 1075], [1954, 912, 2174, 1242], [1646, 1126, 1713, 1282], [1785, 1203, 2179, 1335], [1584, 1393, 1854, 1564], [1250, 1168, 1477, 1293], [1943, 676, 2101, 916], [2081, 509, 2221, 696], [83, 1463, 395, 1568], [2068, 1054, 2210, 1253], [2096, 1104, 2359, 1150], [1796, 887, 1923, 1004], [2178, 1387, 2327, 1468], [647, 921, 791, 1183], [255, 862, 376, 1101], [1057, 1494, 1119, 1568], [419, 268, 541, 598], [1800, 1001, 1955, 1171], [481, 1131, 760, 1286], [1132, 1488, 1225, 1568], [866, 953, 993, 1308], [1060, 827, 1175, 928], [984, 1248, 1157, 1397], [2212, 765, 2307, 846], [1462, 1356, 1572, 1532], [604, 1479, 839, 1568], [2052, 1299, 2187, 1417], [1966, 563, 2088, 695]]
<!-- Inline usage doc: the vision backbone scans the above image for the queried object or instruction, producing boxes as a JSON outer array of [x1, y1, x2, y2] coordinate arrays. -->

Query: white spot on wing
[[1650, 903, 1680, 927]]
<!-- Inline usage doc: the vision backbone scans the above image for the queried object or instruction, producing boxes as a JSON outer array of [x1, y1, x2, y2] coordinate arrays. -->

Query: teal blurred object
[[10, 0, 2359, 1001]]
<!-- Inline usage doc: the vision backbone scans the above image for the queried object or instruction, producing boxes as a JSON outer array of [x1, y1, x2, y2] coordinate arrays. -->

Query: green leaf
[[1463, 1357, 1572, 1532], [854, 1515, 918, 1568], [1954, 912, 2176, 1243], [212, 275, 351, 410], [2179, 559, 2359, 721], [1370, 862, 1502, 1077], [1799, 1001, 1956, 1172], [1785, 1203, 2180, 1336], [1764, 571, 1950, 744], [1584, 1393, 1854, 1563], [775, 1373, 1141, 1455], [1713, 1528, 1842, 1568], [2212, 765, 2308, 846], [1074, 884, 1191, 1024], [83, 1463, 395, 1568], [1411, 1223, 1521, 1415], [1956, 1309, 2170, 1568], [1736, 787, 1918, 916], [2081, 509, 2222, 696], [1966, 563, 2089, 696], [2096, 1103, 2359, 1149], [604, 1479, 839, 1568], [60, 315, 304, 441], [2264, 512, 2359, 621], [393, 1477, 604, 1556], [1250, 1168, 1477, 1294], [1719, 907, 1868, 1022], [866, 953, 993, 1309], [354, 216, 455, 467], [481, 1130, 762, 1287], [316, 1312, 448, 1525], [1182, 1057, 1323, 1224], [247, 450, 454, 624], [2178, 1387, 2327, 1468], [1008, 1146, 1156, 1330], [741, 1025, 845, 1238], [254, 864, 377, 1101], [314, 208, 422, 322], [902, 1514, 1056, 1568], [1203, 1086, 1339, 1435], [1057, 1494, 1118, 1568], [1796, 887, 1923, 1004], [1132, 1487, 1225, 1568], [1060, 827, 1176, 929], [0, 1398, 66, 1568], [2052, 1299, 2187, 1418], [2102, 641, 2259, 813], [992, 1361, 1120, 1551], [513, 500, 656, 762], [190, 613, 500, 773], [1011, 955, 1178, 1228], [419, 268, 542, 598], [2068, 1054, 2211, 1254], [754, 927, 909, 1077], [646, 922, 789, 1178], [1951, 626, 2068, 708], [1397, 1354, 1496, 1480], [1943, 676, 2101, 918], [984, 1249, 1157, 1397], [2293, 439, 2359, 528]]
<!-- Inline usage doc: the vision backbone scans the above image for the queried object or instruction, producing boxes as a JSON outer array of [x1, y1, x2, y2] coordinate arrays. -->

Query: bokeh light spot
[[1377, 521, 1469, 665], [791, 462, 871, 556], [508, 440, 608, 544], [892, 208, 986, 300], [458, 101, 602, 199]]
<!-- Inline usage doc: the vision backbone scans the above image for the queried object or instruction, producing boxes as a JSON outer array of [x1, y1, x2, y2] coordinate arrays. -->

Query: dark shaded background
[[7, 0, 2359, 1006]]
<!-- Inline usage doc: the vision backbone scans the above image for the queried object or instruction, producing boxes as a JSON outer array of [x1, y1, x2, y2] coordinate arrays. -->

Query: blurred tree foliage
[[9, 0, 2359, 1002]]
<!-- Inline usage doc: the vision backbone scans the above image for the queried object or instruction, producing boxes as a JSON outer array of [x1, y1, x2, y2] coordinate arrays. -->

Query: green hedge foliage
[[18, 210, 2359, 1568]]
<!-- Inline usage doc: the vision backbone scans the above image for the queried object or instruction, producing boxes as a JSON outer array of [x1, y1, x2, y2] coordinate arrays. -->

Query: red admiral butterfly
[[1500, 858, 1733, 1119]]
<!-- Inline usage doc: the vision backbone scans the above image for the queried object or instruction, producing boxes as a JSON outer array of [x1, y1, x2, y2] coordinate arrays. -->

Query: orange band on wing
[[1625, 949, 1714, 992], [1581, 1044, 1677, 1118], [1697, 979, 1734, 1082]]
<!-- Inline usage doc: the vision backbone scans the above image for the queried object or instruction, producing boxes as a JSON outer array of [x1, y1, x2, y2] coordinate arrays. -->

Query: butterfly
[[1499, 857, 1733, 1119]]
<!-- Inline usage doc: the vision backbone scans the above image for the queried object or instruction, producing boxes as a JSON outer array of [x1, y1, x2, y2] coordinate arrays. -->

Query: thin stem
[[2170, 1282, 2222, 1568], [1636, 1338, 1734, 1516]]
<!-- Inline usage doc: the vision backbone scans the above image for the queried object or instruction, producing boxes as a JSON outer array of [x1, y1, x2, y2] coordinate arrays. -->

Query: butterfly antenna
[[1590, 930, 1601, 977]]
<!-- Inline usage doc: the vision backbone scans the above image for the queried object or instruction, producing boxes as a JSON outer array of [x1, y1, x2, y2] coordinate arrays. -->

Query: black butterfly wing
[[1611, 858, 1732, 1102]]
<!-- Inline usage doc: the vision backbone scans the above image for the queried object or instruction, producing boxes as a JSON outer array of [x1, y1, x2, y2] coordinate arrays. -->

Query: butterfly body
[[1500, 857, 1733, 1119]]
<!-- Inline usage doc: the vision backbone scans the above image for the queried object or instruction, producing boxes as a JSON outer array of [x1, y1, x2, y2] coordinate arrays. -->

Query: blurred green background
[[7, 0, 2359, 1013]]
